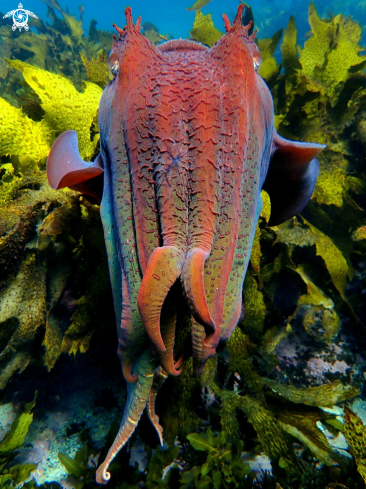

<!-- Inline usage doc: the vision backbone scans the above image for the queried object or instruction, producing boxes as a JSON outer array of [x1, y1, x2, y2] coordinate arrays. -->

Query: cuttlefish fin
[[96, 349, 155, 484], [47, 130, 104, 203], [147, 366, 169, 445], [263, 130, 326, 226]]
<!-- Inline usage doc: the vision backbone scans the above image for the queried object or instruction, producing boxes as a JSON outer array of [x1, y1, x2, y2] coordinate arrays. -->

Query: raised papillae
[[47, 4, 325, 484]]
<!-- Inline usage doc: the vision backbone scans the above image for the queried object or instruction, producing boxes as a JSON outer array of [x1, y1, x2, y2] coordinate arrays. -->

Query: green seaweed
[[58, 445, 95, 489], [189, 11, 222, 47], [344, 406, 366, 483], [0, 395, 37, 487], [183, 428, 252, 488]]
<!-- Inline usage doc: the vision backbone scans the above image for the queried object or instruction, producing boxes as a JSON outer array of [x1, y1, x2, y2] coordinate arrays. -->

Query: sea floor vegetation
[[0, 1, 366, 488]]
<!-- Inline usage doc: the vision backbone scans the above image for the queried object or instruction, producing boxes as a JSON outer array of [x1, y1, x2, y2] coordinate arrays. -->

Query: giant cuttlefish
[[47, 5, 324, 484]]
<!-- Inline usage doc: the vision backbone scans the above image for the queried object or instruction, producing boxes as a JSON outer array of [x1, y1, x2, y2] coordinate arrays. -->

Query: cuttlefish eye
[[108, 52, 119, 76], [252, 45, 262, 72]]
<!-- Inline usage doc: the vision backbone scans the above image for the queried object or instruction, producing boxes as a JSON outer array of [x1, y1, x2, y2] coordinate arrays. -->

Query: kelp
[[186, 0, 212, 11], [80, 51, 112, 89], [0, 0, 112, 103], [0, 172, 113, 385], [0, 3, 365, 488], [344, 406, 366, 483], [3, 59, 102, 165], [58, 445, 96, 489], [0, 394, 37, 487], [189, 11, 222, 47], [264, 379, 359, 407], [209, 377, 347, 470], [257, 29, 283, 83]]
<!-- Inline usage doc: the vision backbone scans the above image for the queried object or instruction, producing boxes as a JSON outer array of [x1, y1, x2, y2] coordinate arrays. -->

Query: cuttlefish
[[47, 5, 324, 484]]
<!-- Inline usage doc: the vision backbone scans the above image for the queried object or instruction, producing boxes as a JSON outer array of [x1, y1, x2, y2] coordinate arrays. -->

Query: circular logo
[[12, 8, 28, 31]]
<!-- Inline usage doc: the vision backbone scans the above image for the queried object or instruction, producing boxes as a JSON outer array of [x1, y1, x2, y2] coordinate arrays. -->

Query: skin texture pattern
[[47, 5, 325, 484]]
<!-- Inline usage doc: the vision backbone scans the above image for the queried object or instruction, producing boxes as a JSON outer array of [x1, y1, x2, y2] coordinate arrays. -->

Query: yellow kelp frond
[[277, 409, 334, 466], [250, 191, 271, 281], [186, 0, 212, 11], [264, 379, 359, 408], [257, 29, 282, 82], [0, 97, 51, 168], [0, 394, 37, 484], [302, 218, 350, 299], [295, 265, 334, 309], [352, 226, 366, 241], [274, 219, 350, 299], [312, 158, 346, 207], [0, 164, 22, 207], [299, 4, 337, 86], [344, 406, 366, 482], [7, 59, 102, 160], [189, 11, 222, 47], [292, 265, 340, 342], [261, 190, 271, 223], [281, 16, 301, 75], [239, 396, 294, 465], [299, 3, 366, 102], [226, 327, 264, 399], [242, 270, 266, 336], [45, 0, 84, 40], [80, 51, 112, 89], [211, 381, 294, 464]]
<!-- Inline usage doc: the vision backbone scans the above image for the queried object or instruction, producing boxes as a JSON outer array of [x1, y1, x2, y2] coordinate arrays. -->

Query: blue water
[[1, 0, 365, 47]]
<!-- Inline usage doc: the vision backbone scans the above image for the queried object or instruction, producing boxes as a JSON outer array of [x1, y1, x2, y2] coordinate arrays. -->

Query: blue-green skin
[[96, 66, 157, 484]]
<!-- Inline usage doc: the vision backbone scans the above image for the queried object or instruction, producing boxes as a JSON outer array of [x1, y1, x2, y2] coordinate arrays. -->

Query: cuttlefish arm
[[263, 130, 326, 226], [147, 366, 169, 445], [96, 348, 156, 484]]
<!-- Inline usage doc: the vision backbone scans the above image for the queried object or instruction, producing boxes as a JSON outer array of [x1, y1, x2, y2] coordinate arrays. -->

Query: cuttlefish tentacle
[[159, 290, 183, 376], [191, 316, 217, 376], [96, 349, 156, 484], [147, 366, 169, 445]]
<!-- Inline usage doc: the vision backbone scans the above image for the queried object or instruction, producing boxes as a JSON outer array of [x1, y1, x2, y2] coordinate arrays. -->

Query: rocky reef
[[1, 2, 366, 488]]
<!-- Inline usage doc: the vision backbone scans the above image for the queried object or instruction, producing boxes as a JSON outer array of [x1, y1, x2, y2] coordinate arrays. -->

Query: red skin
[[106, 6, 271, 360], [47, 6, 325, 482]]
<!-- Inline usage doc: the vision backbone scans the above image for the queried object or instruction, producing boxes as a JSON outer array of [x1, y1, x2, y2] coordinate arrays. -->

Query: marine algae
[[80, 51, 112, 89], [0, 395, 37, 486], [0, 173, 113, 385], [0, 59, 102, 170], [344, 406, 366, 483], [0, 4, 365, 488], [189, 11, 222, 47], [7, 60, 102, 161]]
